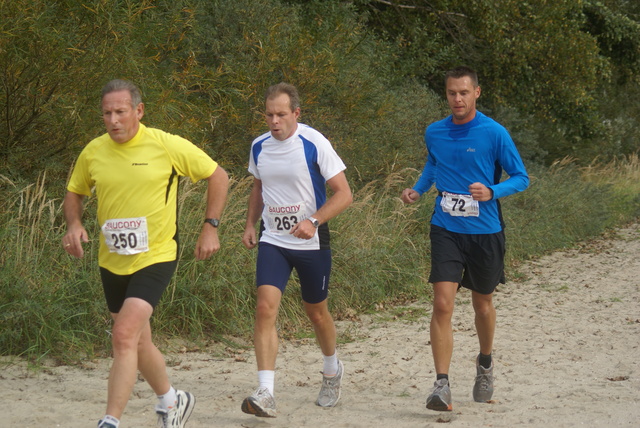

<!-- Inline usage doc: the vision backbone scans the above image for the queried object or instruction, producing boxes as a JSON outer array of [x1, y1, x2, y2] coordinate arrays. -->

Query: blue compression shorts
[[256, 242, 332, 304]]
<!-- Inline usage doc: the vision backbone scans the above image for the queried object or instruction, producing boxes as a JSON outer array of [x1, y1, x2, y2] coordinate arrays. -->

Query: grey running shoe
[[241, 386, 277, 417], [426, 378, 452, 411], [97, 420, 117, 428], [156, 390, 196, 428], [316, 359, 344, 407], [473, 355, 494, 402]]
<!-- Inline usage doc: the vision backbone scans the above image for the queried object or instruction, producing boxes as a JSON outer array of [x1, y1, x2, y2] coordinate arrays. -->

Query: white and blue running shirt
[[248, 123, 346, 250]]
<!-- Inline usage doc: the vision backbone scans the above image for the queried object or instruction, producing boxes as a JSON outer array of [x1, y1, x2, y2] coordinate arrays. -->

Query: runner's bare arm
[[291, 171, 352, 239], [195, 166, 229, 260], [242, 178, 264, 249], [62, 191, 89, 258]]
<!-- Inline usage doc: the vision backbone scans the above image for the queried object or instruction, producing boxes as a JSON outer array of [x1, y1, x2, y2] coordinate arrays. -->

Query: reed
[[1, 156, 638, 361]]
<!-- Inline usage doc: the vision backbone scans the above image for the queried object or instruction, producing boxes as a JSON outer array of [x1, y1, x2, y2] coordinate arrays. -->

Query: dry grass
[[1, 156, 639, 360]]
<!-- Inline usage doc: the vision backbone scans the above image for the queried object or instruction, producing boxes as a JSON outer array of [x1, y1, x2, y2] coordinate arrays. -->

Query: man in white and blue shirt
[[241, 83, 352, 417]]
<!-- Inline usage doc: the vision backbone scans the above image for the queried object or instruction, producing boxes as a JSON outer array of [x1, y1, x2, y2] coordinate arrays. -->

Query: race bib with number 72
[[440, 191, 479, 217]]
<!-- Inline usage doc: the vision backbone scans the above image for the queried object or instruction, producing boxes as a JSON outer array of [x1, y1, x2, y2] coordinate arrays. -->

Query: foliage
[[582, 1, 640, 159], [584, 0, 640, 84], [0, 0, 443, 185], [0, 0, 200, 180], [1, 157, 639, 361], [2, 0, 639, 181], [347, 0, 640, 164], [169, 0, 443, 179], [1, 0, 640, 363]]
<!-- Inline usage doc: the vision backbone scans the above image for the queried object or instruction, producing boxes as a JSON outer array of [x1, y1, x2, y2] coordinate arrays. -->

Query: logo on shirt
[[103, 219, 144, 231], [268, 204, 301, 214], [132, 162, 148, 166], [466, 147, 476, 153]]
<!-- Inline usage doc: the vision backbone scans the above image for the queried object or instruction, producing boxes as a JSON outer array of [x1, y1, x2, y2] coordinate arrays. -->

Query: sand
[[3, 223, 639, 427]]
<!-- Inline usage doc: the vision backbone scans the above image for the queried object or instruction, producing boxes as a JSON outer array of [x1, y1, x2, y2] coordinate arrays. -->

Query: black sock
[[436, 373, 449, 383], [479, 352, 492, 369]]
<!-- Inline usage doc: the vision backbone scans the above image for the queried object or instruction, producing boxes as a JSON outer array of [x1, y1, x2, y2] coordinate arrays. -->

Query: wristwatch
[[204, 218, 220, 228], [308, 217, 319, 228]]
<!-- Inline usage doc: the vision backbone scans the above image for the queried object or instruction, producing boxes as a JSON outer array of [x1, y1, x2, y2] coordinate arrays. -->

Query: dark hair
[[445, 66, 479, 87], [264, 82, 301, 111], [101, 79, 142, 107]]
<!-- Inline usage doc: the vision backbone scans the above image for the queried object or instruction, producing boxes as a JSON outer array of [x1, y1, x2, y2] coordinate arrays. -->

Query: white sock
[[99, 415, 120, 427], [323, 352, 339, 377], [258, 370, 275, 395], [157, 386, 177, 410]]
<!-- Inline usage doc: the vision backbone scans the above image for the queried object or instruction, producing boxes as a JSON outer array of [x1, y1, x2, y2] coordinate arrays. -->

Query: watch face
[[205, 218, 219, 227]]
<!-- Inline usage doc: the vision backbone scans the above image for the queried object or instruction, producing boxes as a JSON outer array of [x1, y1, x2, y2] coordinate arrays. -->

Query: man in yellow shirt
[[62, 79, 228, 428]]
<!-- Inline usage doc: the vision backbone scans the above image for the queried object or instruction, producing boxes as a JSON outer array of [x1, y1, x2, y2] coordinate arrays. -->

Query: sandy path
[[3, 223, 639, 427]]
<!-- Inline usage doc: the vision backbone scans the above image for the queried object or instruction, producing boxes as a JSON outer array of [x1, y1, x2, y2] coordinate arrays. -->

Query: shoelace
[[476, 374, 491, 391], [254, 388, 274, 405]]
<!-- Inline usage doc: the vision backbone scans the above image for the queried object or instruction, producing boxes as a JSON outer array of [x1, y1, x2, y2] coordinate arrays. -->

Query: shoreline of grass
[[1, 156, 638, 363]]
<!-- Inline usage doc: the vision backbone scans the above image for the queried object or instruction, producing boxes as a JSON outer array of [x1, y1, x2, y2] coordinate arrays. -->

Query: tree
[[0, 0, 200, 180], [344, 0, 640, 163], [583, 0, 640, 156]]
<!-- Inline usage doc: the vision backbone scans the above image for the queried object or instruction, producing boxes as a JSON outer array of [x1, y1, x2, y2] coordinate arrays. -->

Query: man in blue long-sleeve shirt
[[402, 66, 529, 412]]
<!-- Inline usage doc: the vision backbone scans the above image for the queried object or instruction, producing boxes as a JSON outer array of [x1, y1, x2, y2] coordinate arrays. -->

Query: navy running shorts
[[256, 242, 332, 304], [99, 260, 178, 313], [428, 224, 505, 295]]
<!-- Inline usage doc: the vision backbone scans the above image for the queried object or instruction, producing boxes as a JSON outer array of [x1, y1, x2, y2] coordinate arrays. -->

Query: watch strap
[[204, 218, 220, 228]]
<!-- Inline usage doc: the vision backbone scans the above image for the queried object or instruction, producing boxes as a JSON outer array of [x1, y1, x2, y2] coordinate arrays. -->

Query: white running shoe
[[155, 390, 196, 428], [241, 386, 277, 417], [316, 359, 344, 407]]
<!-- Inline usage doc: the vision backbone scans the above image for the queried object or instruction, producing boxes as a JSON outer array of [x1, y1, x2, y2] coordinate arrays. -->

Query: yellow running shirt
[[68, 123, 218, 274]]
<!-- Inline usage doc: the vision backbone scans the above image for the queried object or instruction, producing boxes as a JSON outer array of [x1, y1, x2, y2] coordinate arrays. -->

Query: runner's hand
[[195, 226, 220, 260], [62, 225, 89, 258], [242, 226, 258, 249], [401, 188, 420, 204], [469, 182, 493, 201], [290, 219, 316, 240]]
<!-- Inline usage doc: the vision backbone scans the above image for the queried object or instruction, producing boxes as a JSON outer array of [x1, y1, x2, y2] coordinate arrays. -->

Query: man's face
[[265, 93, 300, 141], [102, 90, 144, 143], [446, 76, 481, 125]]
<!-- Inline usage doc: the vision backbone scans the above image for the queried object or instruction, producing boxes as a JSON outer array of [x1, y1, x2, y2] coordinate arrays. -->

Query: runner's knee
[[432, 296, 455, 319], [306, 307, 332, 326], [111, 324, 141, 353]]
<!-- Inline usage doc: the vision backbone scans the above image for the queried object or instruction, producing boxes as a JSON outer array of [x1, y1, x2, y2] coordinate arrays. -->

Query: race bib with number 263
[[264, 202, 308, 235]]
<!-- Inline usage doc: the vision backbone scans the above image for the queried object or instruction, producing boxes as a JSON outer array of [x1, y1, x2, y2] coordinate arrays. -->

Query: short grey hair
[[101, 79, 142, 107], [264, 82, 301, 111]]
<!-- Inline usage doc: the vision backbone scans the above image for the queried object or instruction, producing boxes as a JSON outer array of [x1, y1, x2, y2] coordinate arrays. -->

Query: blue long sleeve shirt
[[413, 111, 529, 234]]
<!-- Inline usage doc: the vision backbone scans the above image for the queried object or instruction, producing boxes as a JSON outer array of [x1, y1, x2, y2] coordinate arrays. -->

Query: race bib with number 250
[[101, 217, 150, 255]]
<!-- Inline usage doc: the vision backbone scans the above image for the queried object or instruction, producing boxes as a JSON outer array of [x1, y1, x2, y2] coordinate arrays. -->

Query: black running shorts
[[428, 224, 505, 295], [99, 260, 178, 313]]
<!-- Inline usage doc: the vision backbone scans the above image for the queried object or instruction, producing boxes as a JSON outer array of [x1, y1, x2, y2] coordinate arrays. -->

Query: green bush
[[1, 0, 639, 362], [1, 156, 638, 361]]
